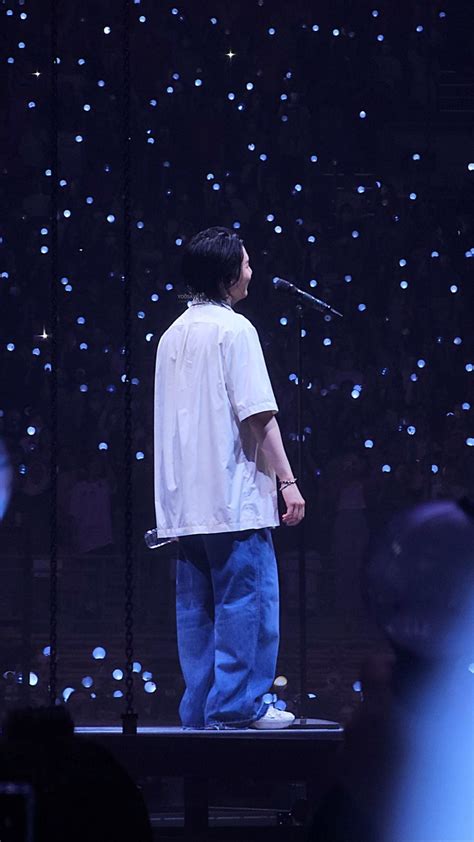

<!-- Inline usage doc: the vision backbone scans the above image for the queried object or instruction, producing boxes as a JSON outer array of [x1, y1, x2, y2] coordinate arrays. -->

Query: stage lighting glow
[[63, 687, 75, 702], [194, 78, 202, 87], [212, 183, 220, 191], [83, 104, 91, 111], [450, 285, 458, 293], [228, 92, 235, 101], [98, 442, 108, 451], [29, 672, 38, 686], [79, 384, 88, 393], [136, 451, 144, 460], [353, 680, 362, 692], [86, 196, 94, 204], [352, 230, 360, 238], [400, 280, 408, 289], [43, 646, 51, 656], [357, 186, 366, 193], [358, 303, 367, 311], [82, 676, 93, 688], [6, 343, 15, 351], [133, 661, 142, 673], [145, 333, 154, 342], [372, 9, 379, 16], [410, 374, 418, 381], [107, 214, 115, 223], [113, 690, 123, 698], [92, 647, 106, 660], [144, 681, 157, 693], [412, 153, 421, 160], [466, 438, 474, 447], [266, 214, 274, 221], [323, 338, 332, 346], [280, 317, 288, 326], [407, 426, 416, 435], [431, 250, 439, 258], [351, 389, 360, 399], [462, 403, 470, 410], [142, 671, 152, 680], [382, 464, 391, 472], [453, 337, 462, 345], [75, 135, 83, 143], [310, 280, 317, 287], [359, 110, 367, 118], [260, 153, 268, 161], [364, 439, 374, 448], [275, 225, 282, 233], [294, 183, 302, 192], [26, 426, 36, 436], [417, 359, 426, 368], [431, 464, 439, 473], [310, 154, 318, 162], [466, 364, 473, 372], [112, 669, 123, 680], [344, 274, 352, 282], [32, 348, 40, 356], [28, 101, 35, 108], [409, 192, 417, 200], [268, 27, 276, 35]]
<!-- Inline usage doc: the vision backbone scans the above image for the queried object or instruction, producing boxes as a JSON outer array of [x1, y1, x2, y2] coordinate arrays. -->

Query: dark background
[[1, 0, 473, 724]]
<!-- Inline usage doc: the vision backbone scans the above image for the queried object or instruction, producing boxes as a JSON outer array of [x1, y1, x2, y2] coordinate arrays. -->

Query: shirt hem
[[155, 519, 280, 538]]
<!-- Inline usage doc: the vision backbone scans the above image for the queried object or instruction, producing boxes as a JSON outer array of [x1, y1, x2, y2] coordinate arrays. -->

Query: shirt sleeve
[[224, 320, 279, 422]]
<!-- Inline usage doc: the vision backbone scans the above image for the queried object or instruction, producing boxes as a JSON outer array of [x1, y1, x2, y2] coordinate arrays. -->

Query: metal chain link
[[122, 0, 137, 731], [49, 0, 59, 706]]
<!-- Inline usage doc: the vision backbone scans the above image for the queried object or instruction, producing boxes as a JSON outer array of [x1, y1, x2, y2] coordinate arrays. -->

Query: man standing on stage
[[154, 227, 305, 730]]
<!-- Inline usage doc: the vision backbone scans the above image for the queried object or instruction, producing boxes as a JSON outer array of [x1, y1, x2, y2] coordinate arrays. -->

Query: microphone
[[273, 277, 343, 318]]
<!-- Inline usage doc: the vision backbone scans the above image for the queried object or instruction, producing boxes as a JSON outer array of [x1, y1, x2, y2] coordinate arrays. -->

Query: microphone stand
[[296, 303, 308, 718], [280, 287, 341, 724]]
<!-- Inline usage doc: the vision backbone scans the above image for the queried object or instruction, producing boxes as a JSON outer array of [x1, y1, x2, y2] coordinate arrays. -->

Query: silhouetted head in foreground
[[0, 705, 152, 842]]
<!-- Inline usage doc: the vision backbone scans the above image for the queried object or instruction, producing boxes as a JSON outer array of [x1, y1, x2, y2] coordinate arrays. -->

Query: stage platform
[[76, 721, 344, 837]]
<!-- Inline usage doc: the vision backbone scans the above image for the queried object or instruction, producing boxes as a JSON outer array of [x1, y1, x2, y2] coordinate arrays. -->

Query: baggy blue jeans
[[176, 528, 280, 728]]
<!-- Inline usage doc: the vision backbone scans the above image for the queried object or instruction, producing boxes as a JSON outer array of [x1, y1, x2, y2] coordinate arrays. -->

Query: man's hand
[[281, 483, 305, 526]]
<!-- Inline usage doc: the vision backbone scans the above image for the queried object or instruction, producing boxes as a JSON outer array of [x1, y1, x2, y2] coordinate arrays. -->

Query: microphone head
[[273, 277, 292, 291]]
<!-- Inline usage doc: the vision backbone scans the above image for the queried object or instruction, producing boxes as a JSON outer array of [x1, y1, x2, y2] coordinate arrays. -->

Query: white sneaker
[[250, 704, 295, 730]]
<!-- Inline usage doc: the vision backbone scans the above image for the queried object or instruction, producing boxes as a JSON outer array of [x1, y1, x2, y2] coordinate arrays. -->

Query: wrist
[[279, 477, 298, 491]]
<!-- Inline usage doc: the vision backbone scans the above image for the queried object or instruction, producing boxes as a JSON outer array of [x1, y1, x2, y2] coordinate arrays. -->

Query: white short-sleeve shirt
[[154, 300, 280, 537]]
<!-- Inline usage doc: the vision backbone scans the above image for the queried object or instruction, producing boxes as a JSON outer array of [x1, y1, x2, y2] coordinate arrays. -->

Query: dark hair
[[181, 226, 244, 301]]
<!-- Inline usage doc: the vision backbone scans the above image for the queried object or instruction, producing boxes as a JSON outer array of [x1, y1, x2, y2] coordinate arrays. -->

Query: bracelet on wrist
[[279, 477, 297, 491]]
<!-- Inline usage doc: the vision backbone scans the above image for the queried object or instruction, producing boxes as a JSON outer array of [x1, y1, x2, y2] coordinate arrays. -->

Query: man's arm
[[246, 411, 305, 526]]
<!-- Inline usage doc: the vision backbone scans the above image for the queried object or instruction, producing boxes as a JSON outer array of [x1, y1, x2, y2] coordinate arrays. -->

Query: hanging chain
[[122, 0, 137, 732], [48, 0, 59, 706]]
